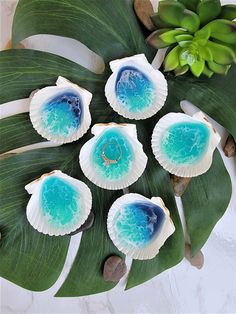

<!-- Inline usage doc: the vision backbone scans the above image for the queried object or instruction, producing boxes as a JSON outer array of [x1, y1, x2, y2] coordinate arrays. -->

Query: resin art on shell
[[152, 112, 221, 177], [29, 76, 92, 144], [105, 54, 168, 120], [25, 170, 92, 236], [107, 193, 175, 260], [79, 123, 148, 190]]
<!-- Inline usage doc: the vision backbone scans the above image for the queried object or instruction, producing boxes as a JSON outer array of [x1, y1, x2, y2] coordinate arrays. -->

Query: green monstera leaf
[[0, 0, 234, 296]]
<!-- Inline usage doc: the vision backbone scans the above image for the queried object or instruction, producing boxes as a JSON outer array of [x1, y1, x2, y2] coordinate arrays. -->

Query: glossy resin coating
[[105, 54, 168, 120], [30, 76, 92, 144], [25, 170, 92, 236], [115, 66, 156, 113], [91, 128, 134, 180], [41, 92, 83, 137], [107, 193, 175, 260], [161, 122, 210, 165], [79, 123, 147, 190], [152, 112, 221, 177]]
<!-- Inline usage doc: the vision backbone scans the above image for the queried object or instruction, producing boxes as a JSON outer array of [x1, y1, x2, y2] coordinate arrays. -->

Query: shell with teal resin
[[151, 112, 221, 177], [29, 76, 92, 144], [107, 193, 175, 260], [25, 170, 92, 236], [105, 54, 168, 120], [79, 123, 148, 190]]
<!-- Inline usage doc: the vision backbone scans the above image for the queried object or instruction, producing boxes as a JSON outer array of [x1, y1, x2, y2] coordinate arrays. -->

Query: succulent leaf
[[198, 46, 213, 61], [151, 13, 174, 28], [181, 9, 200, 33], [190, 60, 205, 77], [175, 34, 194, 42], [178, 40, 192, 48], [146, 29, 173, 49], [208, 61, 231, 75], [174, 64, 189, 76], [207, 41, 236, 65], [197, 0, 221, 26], [219, 5, 236, 21], [178, 0, 200, 11], [159, 28, 187, 44], [206, 19, 236, 45], [164, 46, 181, 71], [202, 65, 214, 77], [158, 1, 185, 27], [194, 27, 211, 44]]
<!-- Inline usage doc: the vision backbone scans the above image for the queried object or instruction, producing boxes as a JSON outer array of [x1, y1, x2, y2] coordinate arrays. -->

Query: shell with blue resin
[[107, 193, 175, 260], [25, 170, 92, 236], [29, 76, 92, 144], [151, 112, 221, 177], [105, 54, 168, 120], [79, 123, 148, 190]]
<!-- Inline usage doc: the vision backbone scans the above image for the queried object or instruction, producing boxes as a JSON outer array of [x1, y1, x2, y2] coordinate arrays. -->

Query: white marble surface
[[0, 1, 236, 313]]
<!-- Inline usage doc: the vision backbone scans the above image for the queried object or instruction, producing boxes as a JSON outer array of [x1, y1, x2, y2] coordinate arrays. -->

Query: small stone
[[103, 256, 127, 282], [223, 134, 236, 158], [185, 244, 204, 269], [134, 0, 155, 31], [69, 211, 94, 236], [171, 174, 191, 197]]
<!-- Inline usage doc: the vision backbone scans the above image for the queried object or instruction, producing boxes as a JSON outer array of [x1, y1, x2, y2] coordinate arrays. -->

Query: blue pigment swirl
[[115, 66, 156, 112], [161, 122, 210, 165], [114, 201, 165, 248], [91, 128, 134, 180], [40, 176, 80, 226], [41, 91, 83, 136]]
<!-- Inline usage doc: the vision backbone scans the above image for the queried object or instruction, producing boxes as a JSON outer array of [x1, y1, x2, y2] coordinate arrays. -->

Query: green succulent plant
[[147, 0, 236, 77]]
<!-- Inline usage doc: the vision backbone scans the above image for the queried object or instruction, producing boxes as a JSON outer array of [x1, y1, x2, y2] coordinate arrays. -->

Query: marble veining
[[114, 201, 165, 248], [40, 176, 80, 227], [92, 128, 134, 180], [161, 122, 210, 165], [41, 91, 83, 136]]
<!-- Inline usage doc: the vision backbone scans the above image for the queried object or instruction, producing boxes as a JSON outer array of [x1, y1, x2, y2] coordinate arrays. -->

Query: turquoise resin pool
[[161, 121, 210, 165], [40, 176, 80, 226], [115, 66, 156, 112], [114, 201, 165, 248], [92, 128, 134, 180], [41, 91, 83, 136]]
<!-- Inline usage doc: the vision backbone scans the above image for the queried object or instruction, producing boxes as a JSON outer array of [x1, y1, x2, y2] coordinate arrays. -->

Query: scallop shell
[[105, 54, 168, 120], [79, 123, 147, 190], [25, 170, 92, 236], [107, 193, 175, 260], [151, 111, 221, 177], [29, 76, 92, 144]]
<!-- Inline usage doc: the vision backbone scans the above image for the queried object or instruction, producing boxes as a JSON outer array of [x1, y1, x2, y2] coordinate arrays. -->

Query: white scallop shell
[[105, 54, 168, 120], [29, 76, 92, 144], [107, 193, 175, 260], [151, 111, 221, 177], [25, 170, 92, 236], [79, 123, 148, 190]]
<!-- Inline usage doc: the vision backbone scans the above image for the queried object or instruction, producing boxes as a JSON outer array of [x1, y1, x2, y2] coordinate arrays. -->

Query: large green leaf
[[182, 150, 232, 256], [0, 148, 71, 291], [0, 114, 44, 154], [12, 0, 154, 62], [0, 49, 103, 104]]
